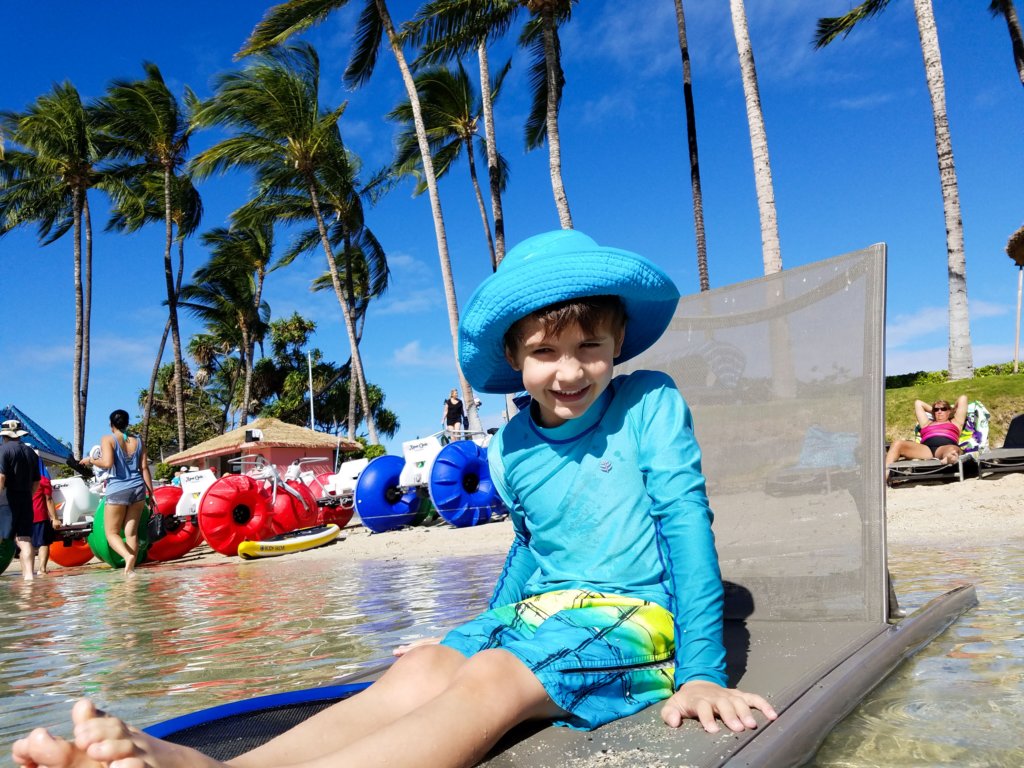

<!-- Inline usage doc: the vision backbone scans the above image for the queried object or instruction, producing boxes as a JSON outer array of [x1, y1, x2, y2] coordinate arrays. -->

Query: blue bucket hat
[[459, 230, 680, 394]]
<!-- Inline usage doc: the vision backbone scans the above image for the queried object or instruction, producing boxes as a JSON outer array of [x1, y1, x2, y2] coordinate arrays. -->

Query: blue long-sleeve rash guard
[[487, 370, 727, 689]]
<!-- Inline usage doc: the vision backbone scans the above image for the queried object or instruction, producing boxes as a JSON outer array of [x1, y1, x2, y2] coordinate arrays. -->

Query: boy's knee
[[456, 650, 547, 708], [393, 644, 464, 687]]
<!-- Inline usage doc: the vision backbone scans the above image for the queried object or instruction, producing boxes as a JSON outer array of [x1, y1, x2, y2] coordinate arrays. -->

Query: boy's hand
[[392, 636, 443, 657], [660, 680, 777, 734]]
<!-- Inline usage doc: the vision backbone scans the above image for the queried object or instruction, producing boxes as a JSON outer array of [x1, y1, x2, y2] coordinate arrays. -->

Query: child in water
[[13, 230, 776, 768]]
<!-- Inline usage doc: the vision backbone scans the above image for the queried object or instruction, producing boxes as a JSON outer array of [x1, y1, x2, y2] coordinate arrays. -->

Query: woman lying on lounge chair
[[885, 395, 968, 480]]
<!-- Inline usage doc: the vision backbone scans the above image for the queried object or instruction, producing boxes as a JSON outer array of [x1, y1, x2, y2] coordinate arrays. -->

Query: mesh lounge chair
[[148, 245, 978, 767], [973, 412, 1024, 478], [886, 401, 989, 486]]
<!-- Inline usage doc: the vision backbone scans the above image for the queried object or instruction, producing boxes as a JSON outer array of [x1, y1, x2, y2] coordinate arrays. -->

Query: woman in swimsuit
[[884, 394, 968, 479], [80, 409, 153, 577]]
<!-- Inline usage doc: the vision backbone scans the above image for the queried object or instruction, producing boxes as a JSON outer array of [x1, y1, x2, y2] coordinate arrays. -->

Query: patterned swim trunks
[[441, 589, 676, 730]]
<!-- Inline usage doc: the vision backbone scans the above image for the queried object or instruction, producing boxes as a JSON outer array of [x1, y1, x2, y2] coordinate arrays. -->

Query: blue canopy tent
[[0, 404, 72, 464]]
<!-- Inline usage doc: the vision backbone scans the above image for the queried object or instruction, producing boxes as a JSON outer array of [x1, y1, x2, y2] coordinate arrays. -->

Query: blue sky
[[2, 1, 1022, 457]]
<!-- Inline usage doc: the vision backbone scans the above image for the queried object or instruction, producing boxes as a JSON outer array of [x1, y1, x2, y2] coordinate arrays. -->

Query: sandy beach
[[23, 473, 1024, 573], [12, 471, 1020, 578]]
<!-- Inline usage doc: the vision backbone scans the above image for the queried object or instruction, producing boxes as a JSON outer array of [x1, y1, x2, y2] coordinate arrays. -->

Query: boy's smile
[[507, 318, 624, 428]]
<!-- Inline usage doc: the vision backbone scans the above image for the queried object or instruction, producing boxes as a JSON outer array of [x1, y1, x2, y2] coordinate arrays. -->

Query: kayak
[[237, 524, 342, 560]]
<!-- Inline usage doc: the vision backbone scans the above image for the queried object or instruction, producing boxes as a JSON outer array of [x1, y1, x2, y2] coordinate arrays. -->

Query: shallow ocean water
[[1, 539, 1021, 766]]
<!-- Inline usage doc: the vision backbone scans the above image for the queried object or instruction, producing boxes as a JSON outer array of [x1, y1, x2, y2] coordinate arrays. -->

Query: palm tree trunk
[[81, 193, 93, 442], [71, 187, 84, 457], [376, 0, 481, 432], [142, 321, 171, 448], [143, 233, 184, 447], [343, 231, 372, 440], [308, 182, 379, 444], [994, 0, 1024, 87], [673, 0, 710, 292], [239, 326, 252, 427], [465, 136, 497, 270], [729, 0, 782, 275], [163, 167, 188, 448], [477, 41, 505, 266], [540, 10, 572, 230], [914, 0, 973, 379]]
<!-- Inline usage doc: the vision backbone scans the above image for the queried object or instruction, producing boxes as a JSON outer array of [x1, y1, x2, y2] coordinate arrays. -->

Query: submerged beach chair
[[972, 412, 1024, 478], [147, 245, 977, 767], [886, 401, 989, 486]]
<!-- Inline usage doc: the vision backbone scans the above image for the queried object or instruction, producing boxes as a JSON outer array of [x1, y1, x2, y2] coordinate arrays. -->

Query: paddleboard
[[237, 524, 342, 560]]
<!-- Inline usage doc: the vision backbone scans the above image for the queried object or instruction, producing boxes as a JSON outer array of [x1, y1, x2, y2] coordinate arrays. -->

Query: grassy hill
[[885, 368, 1024, 446]]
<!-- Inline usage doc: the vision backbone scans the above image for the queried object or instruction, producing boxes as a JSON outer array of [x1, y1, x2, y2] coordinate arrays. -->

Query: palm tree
[[94, 62, 197, 448], [238, 0, 484, 432], [990, 0, 1024, 87], [0, 83, 103, 455], [407, 0, 577, 232], [249, 135, 391, 441], [815, 0, 974, 380], [673, 0, 709, 291], [729, 0, 782, 275], [388, 60, 510, 270], [308, 228, 391, 437], [179, 242, 272, 427], [106, 171, 203, 446], [190, 43, 382, 443]]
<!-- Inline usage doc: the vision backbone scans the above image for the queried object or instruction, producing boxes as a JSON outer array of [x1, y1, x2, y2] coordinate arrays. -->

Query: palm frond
[[814, 0, 893, 49]]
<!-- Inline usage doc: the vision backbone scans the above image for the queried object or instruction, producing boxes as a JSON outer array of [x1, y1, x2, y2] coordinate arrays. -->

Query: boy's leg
[[309, 648, 564, 768], [38, 544, 51, 574], [13, 645, 478, 768], [230, 644, 470, 766]]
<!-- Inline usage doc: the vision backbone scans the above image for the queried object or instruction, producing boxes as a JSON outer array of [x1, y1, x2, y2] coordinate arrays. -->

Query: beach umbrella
[[1008, 224, 1024, 373]]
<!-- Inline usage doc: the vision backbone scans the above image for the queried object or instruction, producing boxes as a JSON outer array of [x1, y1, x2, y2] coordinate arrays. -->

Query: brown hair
[[932, 399, 951, 412], [503, 295, 627, 357]]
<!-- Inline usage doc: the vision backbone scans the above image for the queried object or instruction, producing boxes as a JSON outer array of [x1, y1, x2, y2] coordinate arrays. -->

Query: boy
[[13, 230, 775, 768]]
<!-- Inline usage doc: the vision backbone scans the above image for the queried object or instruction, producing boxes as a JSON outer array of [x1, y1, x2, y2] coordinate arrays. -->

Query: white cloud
[[884, 344, 946, 376], [885, 305, 947, 348], [389, 340, 453, 371], [970, 299, 1008, 319], [832, 92, 897, 111], [374, 293, 441, 316]]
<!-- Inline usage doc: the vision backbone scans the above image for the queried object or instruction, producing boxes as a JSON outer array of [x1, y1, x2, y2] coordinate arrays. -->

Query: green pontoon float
[[147, 245, 977, 766]]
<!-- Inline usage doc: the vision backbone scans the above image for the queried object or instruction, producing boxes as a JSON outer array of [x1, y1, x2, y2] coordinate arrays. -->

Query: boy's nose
[[554, 356, 585, 382]]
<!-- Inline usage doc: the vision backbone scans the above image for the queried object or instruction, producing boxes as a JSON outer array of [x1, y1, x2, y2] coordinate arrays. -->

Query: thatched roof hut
[[1008, 224, 1024, 267], [165, 417, 361, 471]]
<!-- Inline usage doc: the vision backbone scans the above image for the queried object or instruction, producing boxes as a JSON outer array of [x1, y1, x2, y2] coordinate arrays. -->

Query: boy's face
[[506, 317, 624, 428]]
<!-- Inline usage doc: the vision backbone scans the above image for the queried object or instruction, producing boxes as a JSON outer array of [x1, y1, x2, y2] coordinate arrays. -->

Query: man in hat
[[0, 419, 42, 580]]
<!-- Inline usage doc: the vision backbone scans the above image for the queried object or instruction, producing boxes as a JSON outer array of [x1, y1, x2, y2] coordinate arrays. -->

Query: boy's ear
[[504, 346, 521, 372], [612, 327, 625, 357]]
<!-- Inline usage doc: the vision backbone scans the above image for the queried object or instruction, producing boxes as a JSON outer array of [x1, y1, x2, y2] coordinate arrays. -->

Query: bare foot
[[124, 556, 137, 578], [12, 725, 101, 768], [69, 699, 224, 768]]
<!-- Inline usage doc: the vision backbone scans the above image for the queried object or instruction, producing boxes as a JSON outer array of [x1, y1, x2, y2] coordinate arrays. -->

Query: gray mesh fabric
[[620, 245, 887, 622]]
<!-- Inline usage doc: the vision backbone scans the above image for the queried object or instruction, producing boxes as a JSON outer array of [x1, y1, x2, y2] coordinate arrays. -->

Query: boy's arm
[[486, 436, 537, 609], [637, 374, 726, 689]]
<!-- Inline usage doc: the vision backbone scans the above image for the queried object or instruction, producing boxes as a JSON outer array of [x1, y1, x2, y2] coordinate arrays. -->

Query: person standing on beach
[[11, 230, 776, 768], [441, 388, 465, 439], [30, 454, 61, 575], [79, 409, 153, 577], [0, 419, 41, 581]]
